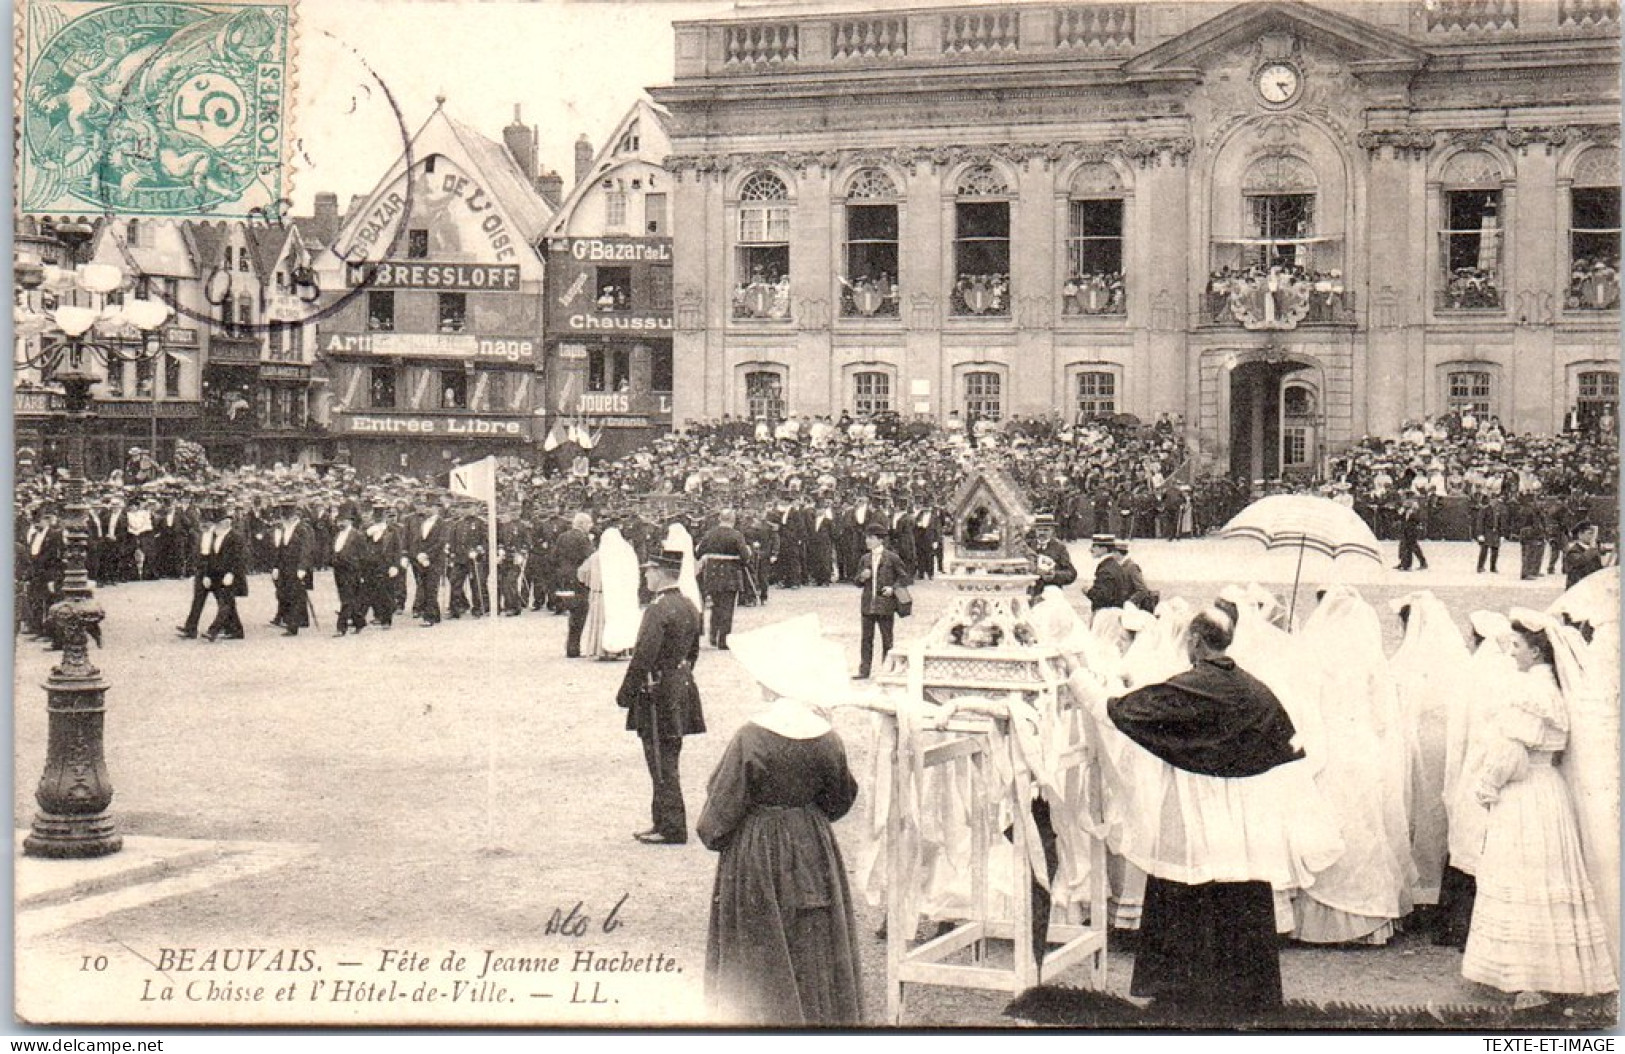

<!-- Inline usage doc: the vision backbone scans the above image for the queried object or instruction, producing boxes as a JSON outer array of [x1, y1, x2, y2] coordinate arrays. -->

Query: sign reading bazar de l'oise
[[322, 333, 537, 363], [335, 414, 529, 438]]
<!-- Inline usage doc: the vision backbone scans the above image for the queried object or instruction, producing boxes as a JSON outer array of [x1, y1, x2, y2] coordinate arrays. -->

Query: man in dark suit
[[836, 496, 874, 582], [1396, 499, 1429, 572], [331, 505, 370, 636], [24, 509, 64, 639], [1028, 513, 1078, 599], [1085, 533, 1135, 612], [202, 507, 249, 642], [855, 521, 912, 680], [889, 504, 918, 579], [269, 500, 314, 635], [808, 501, 837, 587], [1514, 493, 1546, 581], [177, 506, 220, 639], [409, 499, 449, 626], [363, 502, 404, 627], [1563, 522, 1610, 590], [696, 507, 751, 650], [913, 504, 942, 580], [550, 512, 596, 657], [1472, 495, 1505, 574], [617, 546, 705, 845]]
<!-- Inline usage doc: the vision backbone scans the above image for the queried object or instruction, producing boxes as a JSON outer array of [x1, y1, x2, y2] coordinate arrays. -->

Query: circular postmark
[[89, 26, 417, 335]]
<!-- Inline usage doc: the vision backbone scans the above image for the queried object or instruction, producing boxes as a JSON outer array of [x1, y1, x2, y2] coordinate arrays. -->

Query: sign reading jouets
[[322, 332, 537, 363], [576, 391, 674, 416], [337, 414, 529, 437]]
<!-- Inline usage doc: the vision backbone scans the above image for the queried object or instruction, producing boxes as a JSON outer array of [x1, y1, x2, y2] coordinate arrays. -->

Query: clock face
[[1257, 62, 1301, 105]]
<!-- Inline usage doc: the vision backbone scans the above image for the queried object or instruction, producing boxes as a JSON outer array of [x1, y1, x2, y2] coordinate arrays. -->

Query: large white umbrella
[[1219, 494, 1384, 623]]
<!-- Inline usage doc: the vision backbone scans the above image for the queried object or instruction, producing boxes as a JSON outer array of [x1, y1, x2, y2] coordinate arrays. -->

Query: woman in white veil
[[664, 522, 704, 612], [582, 526, 641, 659], [1388, 591, 1472, 912], [1291, 585, 1416, 945]]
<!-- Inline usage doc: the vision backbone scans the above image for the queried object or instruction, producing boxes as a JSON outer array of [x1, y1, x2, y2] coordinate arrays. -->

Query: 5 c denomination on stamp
[[19, 0, 296, 219]]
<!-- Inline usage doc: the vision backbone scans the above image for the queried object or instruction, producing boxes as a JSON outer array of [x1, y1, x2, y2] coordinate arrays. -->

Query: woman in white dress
[[579, 527, 641, 660], [1463, 610, 1616, 1008], [1291, 586, 1416, 944]]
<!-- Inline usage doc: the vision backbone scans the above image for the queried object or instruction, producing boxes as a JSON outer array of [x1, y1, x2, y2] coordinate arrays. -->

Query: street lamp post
[[15, 227, 170, 858]]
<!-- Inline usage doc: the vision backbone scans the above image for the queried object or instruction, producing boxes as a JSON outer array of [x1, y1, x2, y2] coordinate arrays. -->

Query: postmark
[[19, 0, 296, 219]]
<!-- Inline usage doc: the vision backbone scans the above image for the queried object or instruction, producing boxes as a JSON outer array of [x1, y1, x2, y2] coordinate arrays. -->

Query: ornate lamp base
[[23, 815, 123, 859]]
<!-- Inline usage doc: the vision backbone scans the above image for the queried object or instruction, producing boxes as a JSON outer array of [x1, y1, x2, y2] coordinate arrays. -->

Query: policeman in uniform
[[695, 507, 751, 649], [617, 545, 705, 845]]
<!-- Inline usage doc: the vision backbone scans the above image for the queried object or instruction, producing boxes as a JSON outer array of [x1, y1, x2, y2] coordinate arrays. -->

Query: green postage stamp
[[17, 0, 296, 219]]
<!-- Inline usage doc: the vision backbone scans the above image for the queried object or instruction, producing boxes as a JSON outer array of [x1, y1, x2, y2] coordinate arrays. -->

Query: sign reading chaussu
[[336, 413, 529, 437], [322, 333, 537, 363]]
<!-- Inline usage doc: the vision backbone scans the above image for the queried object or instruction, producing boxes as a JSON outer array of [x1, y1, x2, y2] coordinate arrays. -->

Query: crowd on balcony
[[1061, 272, 1126, 315], [1567, 257, 1620, 311], [1441, 266, 1503, 310]]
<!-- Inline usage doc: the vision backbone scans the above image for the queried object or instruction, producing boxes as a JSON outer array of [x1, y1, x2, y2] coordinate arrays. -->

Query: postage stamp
[[17, 0, 297, 219]]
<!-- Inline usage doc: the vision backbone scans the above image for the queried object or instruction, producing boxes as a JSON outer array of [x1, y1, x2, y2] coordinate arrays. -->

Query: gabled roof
[[181, 221, 228, 278], [325, 102, 553, 266], [545, 97, 672, 240], [1123, 0, 1428, 80], [245, 225, 290, 281], [948, 465, 1034, 525]]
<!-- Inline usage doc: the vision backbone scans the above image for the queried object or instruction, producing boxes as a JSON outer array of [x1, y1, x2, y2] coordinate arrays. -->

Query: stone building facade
[[651, 0, 1620, 479]]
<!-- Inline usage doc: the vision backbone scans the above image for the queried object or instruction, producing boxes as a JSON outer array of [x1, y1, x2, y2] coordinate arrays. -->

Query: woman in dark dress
[[699, 618, 863, 1026]]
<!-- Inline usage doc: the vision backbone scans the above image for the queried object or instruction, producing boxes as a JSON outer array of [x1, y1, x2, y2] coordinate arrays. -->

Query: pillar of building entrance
[[1229, 361, 1288, 481]]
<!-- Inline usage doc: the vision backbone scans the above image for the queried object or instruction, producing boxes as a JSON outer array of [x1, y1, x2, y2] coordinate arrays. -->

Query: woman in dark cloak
[[698, 618, 863, 1026]]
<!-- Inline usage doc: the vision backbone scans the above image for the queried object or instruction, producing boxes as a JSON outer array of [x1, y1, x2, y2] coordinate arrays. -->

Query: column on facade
[[902, 159, 946, 418], [1012, 159, 1057, 417], [793, 162, 834, 415], [669, 165, 713, 426], [1362, 140, 1427, 436], [1509, 145, 1557, 433], [1135, 153, 1191, 425]]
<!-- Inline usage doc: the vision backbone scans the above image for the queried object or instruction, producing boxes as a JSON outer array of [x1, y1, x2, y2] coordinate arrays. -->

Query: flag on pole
[[448, 456, 496, 503], [543, 422, 562, 452]]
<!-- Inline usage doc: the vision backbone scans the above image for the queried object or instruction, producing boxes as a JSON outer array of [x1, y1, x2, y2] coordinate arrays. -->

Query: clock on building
[[1256, 62, 1301, 106]]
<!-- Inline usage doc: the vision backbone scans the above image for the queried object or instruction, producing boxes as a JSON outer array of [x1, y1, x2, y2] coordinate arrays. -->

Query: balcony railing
[[724, 23, 798, 65], [950, 274, 1011, 317], [839, 278, 900, 318], [1204, 269, 1356, 327], [1056, 4, 1136, 49], [1061, 273, 1126, 316], [1437, 269, 1504, 311], [1424, 0, 1519, 32], [941, 10, 1019, 53], [731, 277, 793, 320], [1560, 0, 1620, 25], [833, 17, 906, 59], [1568, 261, 1620, 310]]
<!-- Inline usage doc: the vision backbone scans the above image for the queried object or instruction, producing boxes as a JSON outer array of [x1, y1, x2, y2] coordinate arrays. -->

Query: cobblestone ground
[[12, 538, 1582, 1028]]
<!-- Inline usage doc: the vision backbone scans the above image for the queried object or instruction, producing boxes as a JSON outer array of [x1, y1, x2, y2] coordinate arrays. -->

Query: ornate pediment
[[1122, 1, 1427, 79]]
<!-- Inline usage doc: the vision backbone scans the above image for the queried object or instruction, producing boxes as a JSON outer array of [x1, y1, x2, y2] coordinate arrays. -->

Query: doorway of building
[[1229, 360, 1315, 481]]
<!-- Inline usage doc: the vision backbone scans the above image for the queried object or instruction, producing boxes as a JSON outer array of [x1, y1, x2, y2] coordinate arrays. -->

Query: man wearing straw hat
[[617, 544, 706, 845]]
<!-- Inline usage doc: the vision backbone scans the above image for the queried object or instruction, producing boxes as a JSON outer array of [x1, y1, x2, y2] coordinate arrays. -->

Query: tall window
[[1075, 371, 1117, 418], [1447, 370, 1493, 416], [1439, 153, 1505, 310], [952, 165, 1011, 317], [645, 193, 668, 235], [483, 370, 508, 412], [964, 370, 1002, 420], [745, 370, 785, 421], [164, 353, 182, 397], [734, 172, 792, 320], [651, 343, 674, 392], [595, 267, 632, 312], [367, 291, 395, 332], [135, 358, 154, 397], [370, 367, 397, 409], [605, 191, 627, 230], [842, 169, 900, 318], [853, 371, 891, 415], [1578, 370, 1619, 432], [1569, 150, 1620, 311], [1065, 196, 1125, 316], [440, 370, 468, 410], [1247, 194, 1315, 270], [407, 229, 429, 259], [104, 363, 126, 398], [649, 265, 673, 310], [1283, 427, 1310, 468], [438, 292, 467, 333], [588, 346, 630, 392]]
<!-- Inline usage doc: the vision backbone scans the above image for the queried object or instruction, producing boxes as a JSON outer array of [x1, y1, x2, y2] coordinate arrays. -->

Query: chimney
[[313, 192, 340, 245], [535, 168, 564, 211], [574, 134, 594, 188], [503, 104, 538, 181]]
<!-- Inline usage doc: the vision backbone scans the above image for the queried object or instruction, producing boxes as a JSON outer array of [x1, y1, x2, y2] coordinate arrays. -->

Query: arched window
[[1438, 152, 1505, 310], [952, 165, 1011, 317], [734, 172, 792, 320], [842, 169, 900, 318], [1242, 155, 1320, 271], [1075, 370, 1117, 418], [1447, 369, 1493, 416], [1568, 149, 1620, 311], [1064, 163, 1126, 316], [852, 370, 891, 415], [744, 368, 785, 421], [964, 370, 1002, 419]]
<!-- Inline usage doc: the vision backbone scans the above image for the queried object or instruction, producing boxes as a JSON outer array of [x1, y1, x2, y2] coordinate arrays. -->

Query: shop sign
[[260, 364, 310, 382], [345, 262, 522, 291], [565, 313, 672, 332], [98, 401, 200, 419], [591, 416, 652, 428], [14, 390, 62, 415], [165, 326, 198, 346], [208, 336, 261, 365], [321, 332, 537, 363], [557, 343, 589, 361], [337, 413, 529, 438], [575, 392, 675, 417], [565, 238, 672, 263]]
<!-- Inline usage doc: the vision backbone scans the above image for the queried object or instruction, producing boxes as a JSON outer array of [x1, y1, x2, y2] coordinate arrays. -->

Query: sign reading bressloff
[[346, 262, 522, 290], [322, 333, 537, 363]]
